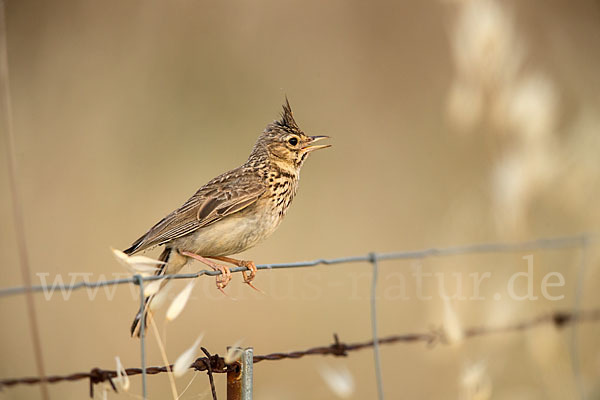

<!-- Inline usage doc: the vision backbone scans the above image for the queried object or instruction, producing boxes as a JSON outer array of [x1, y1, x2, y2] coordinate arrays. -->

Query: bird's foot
[[208, 256, 263, 293], [240, 261, 262, 292], [214, 265, 232, 295], [181, 251, 232, 293]]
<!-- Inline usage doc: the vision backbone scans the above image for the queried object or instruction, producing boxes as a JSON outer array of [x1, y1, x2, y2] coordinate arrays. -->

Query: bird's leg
[[207, 256, 260, 291], [180, 251, 232, 294]]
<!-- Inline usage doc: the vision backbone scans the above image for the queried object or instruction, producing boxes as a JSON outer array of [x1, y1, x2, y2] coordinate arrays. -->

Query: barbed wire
[[0, 233, 593, 298], [1, 308, 598, 398]]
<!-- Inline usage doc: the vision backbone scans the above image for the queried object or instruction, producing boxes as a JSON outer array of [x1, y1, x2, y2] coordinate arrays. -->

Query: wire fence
[[0, 233, 597, 399], [1, 308, 599, 398]]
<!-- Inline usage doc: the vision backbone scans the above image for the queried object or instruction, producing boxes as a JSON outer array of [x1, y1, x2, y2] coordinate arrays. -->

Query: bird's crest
[[276, 97, 300, 132]]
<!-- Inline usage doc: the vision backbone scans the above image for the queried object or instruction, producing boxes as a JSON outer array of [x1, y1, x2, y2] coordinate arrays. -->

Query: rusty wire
[[201, 347, 219, 400], [1, 308, 598, 397]]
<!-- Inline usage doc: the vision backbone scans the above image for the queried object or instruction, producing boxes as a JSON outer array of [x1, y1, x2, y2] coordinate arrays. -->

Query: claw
[[217, 286, 228, 296], [245, 280, 265, 294], [241, 261, 264, 293]]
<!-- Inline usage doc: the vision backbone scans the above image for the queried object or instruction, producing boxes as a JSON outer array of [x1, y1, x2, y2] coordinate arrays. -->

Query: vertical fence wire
[[134, 275, 148, 400], [571, 238, 589, 400], [0, 2, 49, 399], [369, 253, 384, 400]]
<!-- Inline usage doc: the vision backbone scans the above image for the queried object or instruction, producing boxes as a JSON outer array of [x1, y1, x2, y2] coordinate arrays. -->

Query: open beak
[[302, 135, 331, 153]]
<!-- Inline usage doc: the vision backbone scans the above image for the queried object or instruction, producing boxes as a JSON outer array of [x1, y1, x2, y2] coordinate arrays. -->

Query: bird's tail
[[130, 247, 171, 338]]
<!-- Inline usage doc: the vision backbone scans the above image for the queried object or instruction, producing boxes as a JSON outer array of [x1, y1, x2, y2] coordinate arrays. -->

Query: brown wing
[[124, 171, 266, 255]]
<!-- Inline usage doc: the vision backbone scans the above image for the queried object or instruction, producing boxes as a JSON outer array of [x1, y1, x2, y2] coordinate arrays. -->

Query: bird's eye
[[288, 137, 298, 146]]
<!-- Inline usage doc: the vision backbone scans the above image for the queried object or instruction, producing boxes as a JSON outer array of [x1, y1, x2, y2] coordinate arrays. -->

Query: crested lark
[[124, 99, 330, 336]]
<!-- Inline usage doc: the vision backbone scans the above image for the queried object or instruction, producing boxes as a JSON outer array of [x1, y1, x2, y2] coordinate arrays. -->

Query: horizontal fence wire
[[1, 308, 599, 397], [0, 233, 594, 298]]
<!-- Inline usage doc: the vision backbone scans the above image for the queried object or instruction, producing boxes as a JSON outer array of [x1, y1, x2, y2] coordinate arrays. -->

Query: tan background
[[1, 0, 600, 399]]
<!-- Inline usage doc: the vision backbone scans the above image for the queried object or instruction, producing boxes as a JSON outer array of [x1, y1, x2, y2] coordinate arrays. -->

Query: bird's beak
[[302, 135, 331, 153]]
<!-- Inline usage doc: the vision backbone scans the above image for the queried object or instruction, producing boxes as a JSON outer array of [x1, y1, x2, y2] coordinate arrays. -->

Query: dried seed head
[[143, 279, 163, 297], [460, 362, 492, 400], [111, 248, 164, 275], [149, 281, 172, 312], [506, 74, 558, 143], [442, 297, 464, 345], [98, 384, 109, 400], [451, 0, 519, 87], [166, 280, 196, 321], [114, 356, 130, 392], [317, 363, 355, 398], [172, 335, 203, 378], [224, 340, 245, 364]]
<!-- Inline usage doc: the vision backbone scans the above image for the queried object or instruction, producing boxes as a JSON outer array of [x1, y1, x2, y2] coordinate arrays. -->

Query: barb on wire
[[0, 233, 594, 298], [1, 309, 599, 396], [200, 347, 218, 400]]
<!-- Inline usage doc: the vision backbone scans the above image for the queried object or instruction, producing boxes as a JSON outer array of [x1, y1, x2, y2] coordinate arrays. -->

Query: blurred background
[[1, 0, 600, 398]]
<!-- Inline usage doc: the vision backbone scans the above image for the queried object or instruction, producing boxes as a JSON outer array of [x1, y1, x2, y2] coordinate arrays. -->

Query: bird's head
[[252, 99, 330, 169]]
